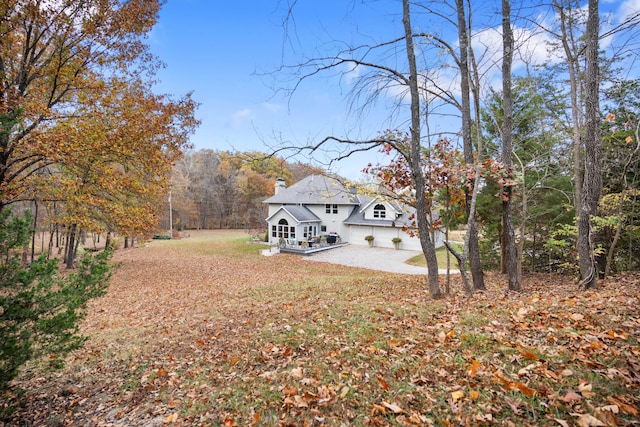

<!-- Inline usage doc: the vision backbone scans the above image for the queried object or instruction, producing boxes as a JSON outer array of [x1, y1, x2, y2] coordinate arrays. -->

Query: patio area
[[279, 242, 348, 255]]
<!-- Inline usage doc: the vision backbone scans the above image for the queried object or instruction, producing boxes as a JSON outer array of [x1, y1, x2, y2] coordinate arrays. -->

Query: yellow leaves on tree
[[47, 79, 198, 235], [0, 0, 198, 235]]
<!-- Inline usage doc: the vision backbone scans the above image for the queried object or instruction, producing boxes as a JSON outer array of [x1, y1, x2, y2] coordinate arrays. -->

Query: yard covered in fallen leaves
[[3, 230, 639, 426]]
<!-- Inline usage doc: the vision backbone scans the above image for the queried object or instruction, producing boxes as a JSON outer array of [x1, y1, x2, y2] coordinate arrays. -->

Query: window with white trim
[[373, 204, 386, 219], [272, 218, 295, 239], [325, 204, 338, 214]]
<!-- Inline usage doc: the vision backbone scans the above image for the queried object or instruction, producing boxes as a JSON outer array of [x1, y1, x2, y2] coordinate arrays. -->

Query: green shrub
[[0, 210, 114, 390]]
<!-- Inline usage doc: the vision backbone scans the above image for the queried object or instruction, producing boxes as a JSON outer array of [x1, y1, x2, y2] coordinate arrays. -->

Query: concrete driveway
[[307, 244, 457, 275]]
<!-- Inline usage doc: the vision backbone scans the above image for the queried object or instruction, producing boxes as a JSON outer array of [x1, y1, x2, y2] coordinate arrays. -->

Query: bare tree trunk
[[468, 5, 488, 292], [47, 223, 54, 259], [456, 0, 484, 291], [104, 231, 112, 251], [31, 199, 38, 263], [577, 0, 602, 289], [65, 224, 77, 269], [502, 0, 520, 290], [403, 0, 441, 299], [554, 0, 584, 216], [445, 242, 473, 297]]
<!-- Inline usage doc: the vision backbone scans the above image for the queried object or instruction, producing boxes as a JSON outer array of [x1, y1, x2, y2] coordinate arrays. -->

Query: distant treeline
[[160, 150, 325, 231]]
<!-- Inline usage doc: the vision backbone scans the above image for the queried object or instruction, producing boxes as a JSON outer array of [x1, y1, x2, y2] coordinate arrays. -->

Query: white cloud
[[262, 102, 286, 114], [344, 62, 363, 85], [471, 24, 560, 76], [619, 0, 640, 18], [229, 108, 255, 128], [513, 27, 558, 67]]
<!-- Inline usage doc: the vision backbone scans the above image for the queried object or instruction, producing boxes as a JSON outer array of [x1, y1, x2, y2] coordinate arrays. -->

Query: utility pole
[[168, 191, 173, 239]]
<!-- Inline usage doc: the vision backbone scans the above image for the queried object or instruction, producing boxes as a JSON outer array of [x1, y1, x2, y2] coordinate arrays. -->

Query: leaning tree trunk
[[577, 0, 602, 289], [402, 0, 441, 299], [501, 0, 520, 290]]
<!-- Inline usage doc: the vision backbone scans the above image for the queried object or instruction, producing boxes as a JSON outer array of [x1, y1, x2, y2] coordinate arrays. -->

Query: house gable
[[266, 205, 320, 224], [360, 198, 403, 222]]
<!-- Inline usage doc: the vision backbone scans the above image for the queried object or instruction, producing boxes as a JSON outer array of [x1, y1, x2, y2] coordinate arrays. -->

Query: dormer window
[[373, 204, 386, 219]]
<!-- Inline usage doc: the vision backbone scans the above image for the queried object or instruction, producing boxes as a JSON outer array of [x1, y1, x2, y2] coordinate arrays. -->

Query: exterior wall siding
[[305, 204, 353, 240]]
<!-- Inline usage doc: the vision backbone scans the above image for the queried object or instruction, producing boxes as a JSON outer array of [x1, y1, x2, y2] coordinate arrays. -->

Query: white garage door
[[349, 225, 375, 246], [348, 225, 423, 250]]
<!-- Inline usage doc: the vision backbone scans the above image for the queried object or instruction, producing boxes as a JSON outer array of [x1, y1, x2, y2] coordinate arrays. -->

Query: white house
[[263, 174, 444, 251]]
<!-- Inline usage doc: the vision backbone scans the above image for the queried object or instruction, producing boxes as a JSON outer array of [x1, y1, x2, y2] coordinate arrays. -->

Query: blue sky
[[149, 1, 435, 179], [149, 0, 639, 180]]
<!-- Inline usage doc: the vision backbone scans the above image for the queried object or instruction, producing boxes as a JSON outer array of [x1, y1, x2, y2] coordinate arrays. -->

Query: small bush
[[0, 210, 114, 390]]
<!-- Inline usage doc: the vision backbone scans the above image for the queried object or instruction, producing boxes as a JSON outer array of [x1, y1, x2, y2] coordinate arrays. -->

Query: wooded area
[[164, 150, 323, 232], [269, 0, 640, 295]]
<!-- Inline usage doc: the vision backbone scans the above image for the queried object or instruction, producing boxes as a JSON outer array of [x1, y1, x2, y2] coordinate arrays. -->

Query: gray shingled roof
[[275, 205, 320, 223], [263, 175, 360, 205]]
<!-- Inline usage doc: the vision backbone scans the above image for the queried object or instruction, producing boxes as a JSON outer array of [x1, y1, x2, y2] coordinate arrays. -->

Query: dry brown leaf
[[451, 390, 464, 402], [377, 376, 390, 391], [594, 407, 619, 426], [290, 367, 304, 380], [249, 412, 261, 427], [371, 403, 387, 416], [578, 381, 595, 398], [561, 369, 574, 377], [223, 416, 237, 426], [282, 384, 298, 396], [468, 359, 482, 377], [596, 405, 619, 414], [340, 386, 350, 398], [559, 391, 583, 403], [382, 401, 405, 414], [164, 412, 179, 424], [293, 394, 310, 408], [607, 396, 639, 416], [515, 382, 536, 398], [572, 413, 606, 427], [520, 350, 539, 360], [518, 363, 537, 376]]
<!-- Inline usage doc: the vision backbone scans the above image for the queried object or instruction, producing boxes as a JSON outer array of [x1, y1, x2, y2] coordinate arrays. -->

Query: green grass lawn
[[406, 244, 464, 269]]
